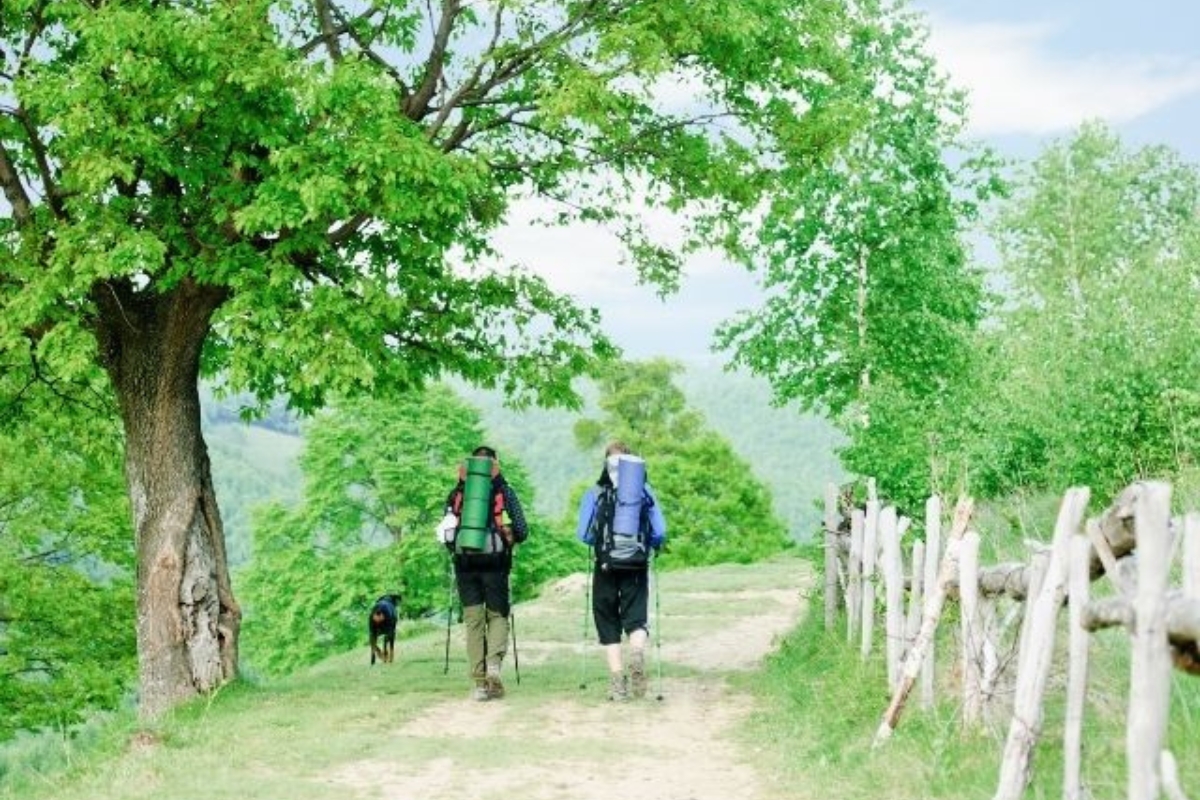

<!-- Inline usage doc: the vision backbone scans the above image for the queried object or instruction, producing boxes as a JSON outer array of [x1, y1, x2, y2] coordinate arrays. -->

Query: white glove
[[436, 513, 459, 545]]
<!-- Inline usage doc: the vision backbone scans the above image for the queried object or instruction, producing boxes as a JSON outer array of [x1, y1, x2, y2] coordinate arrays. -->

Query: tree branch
[[0, 139, 34, 225], [311, 0, 344, 61], [404, 0, 461, 120]]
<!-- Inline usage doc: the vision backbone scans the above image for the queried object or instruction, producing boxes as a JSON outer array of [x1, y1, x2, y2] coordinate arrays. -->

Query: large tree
[[0, 1, 867, 715], [713, 0, 998, 505]]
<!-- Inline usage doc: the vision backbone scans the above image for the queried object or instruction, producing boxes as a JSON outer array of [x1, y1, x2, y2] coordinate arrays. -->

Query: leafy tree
[[0, 374, 133, 740], [967, 123, 1200, 497], [713, 0, 998, 504], [0, 1, 872, 714], [574, 359, 791, 566], [237, 385, 574, 676]]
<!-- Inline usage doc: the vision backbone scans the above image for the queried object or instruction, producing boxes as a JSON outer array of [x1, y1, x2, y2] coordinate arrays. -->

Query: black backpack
[[590, 486, 654, 572]]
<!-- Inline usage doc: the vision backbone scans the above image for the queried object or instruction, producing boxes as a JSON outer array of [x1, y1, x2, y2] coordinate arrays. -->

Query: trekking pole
[[510, 606, 521, 685], [652, 553, 664, 701], [507, 550, 521, 685], [579, 553, 593, 690], [443, 560, 455, 675]]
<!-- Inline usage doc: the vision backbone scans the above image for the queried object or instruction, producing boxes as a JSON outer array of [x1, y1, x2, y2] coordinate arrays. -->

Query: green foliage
[[573, 359, 792, 566], [713, 1, 998, 506], [1, 0, 876, 417], [0, 382, 134, 742], [235, 385, 574, 676], [1, 0, 879, 713], [962, 123, 1200, 499], [715, 0, 995, 418]]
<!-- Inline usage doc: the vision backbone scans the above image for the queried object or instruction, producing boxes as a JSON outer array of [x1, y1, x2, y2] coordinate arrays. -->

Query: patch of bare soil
[[325, 566, 811, 800]]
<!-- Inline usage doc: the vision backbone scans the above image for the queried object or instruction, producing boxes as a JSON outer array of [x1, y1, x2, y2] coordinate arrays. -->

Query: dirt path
[[325, 559, 813, 800]]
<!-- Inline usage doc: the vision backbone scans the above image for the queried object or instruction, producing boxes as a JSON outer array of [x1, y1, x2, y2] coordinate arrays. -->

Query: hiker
[[576, 440, 667, 701], [438, 445, 529, 701]]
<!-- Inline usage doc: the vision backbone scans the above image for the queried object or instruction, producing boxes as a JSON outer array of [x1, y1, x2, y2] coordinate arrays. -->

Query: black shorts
[[455, 568, 511, 616], [591, 567, 649, 645]]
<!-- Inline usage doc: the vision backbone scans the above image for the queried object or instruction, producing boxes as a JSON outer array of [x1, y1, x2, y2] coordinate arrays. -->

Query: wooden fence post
[[993, 486, 1090, 800], [848, 507, 864, 644], [1063, 531, 1094, 800], [1127, 482, 1172, 800], [906, 540, 925, 662], [825, 482, 840, 631], [922, 494, 942, 709], [960, 530, 983, 729], [881, 506, 903, 689], [861, 498, 880, 660]]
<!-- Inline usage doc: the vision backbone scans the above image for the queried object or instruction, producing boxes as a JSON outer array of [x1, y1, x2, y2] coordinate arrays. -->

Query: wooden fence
[[823, 480, 1198, 800]]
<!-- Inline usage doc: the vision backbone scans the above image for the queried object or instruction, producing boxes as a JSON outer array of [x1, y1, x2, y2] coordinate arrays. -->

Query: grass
[[5, 546, 1198, 800], [741, 602, 1200, 800], [0, 555, 808, 800]]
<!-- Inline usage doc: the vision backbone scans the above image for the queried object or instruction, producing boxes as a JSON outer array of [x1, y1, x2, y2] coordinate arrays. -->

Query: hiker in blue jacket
[[576, 440, 666, 701]]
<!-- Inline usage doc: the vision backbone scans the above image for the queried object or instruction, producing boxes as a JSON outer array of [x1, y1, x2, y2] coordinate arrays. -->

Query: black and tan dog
[[369, 594, 401, 665]]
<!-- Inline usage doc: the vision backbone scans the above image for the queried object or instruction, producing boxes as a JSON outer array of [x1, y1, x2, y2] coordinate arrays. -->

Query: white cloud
[[481, 195, 760, 360], [924, 15, 1200, 136]]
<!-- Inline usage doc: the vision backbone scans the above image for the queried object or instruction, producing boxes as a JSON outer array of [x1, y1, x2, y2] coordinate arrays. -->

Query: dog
[[369, 594, 401, 665]]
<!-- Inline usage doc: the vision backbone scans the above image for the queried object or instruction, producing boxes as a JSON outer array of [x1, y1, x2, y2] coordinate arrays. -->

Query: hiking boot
[[472, 682, 490, 702], [607, 673, 628, 702], [485, 664, 505, 699], [629, 649, 647, 699]]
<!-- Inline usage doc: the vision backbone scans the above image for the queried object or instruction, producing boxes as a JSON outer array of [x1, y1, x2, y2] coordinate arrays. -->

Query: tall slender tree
[[715, 0, 997, 454], [969, 123, 1200, 496], [1, 1, 870, 715]]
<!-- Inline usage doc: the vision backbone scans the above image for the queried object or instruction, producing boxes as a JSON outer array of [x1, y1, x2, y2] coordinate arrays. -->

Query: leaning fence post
[[872, 496, 973, 746]]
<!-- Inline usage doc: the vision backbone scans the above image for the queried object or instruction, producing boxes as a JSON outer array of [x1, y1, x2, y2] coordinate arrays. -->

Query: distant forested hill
[[676, 363, 846, 537], [202, 363, 846, 563], [201, 388, 303, 567]]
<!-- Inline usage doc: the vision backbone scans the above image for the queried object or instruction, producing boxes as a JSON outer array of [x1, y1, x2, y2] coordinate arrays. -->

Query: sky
[[491, 0, 1200, 364]]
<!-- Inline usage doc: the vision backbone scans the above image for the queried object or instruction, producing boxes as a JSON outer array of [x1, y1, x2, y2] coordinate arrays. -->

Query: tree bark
[[92, 277, 239, 718]]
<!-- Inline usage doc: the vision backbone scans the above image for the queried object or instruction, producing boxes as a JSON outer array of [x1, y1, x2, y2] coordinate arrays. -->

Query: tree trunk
[[92, 277, 239, 718]]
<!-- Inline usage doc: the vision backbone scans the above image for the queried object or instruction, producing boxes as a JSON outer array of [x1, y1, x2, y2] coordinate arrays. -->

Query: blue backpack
[[589, 486, 654, 572]]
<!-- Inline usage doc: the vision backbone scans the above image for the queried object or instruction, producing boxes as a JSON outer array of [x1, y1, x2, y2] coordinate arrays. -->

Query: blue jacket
[[575, 484, 667, 549]]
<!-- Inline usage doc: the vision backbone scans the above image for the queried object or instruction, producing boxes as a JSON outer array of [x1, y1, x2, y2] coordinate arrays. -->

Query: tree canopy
[[961, 123, 1200, 499], [1, 0, 875, 715], [713, 0, 1001, 510], [0, 385, 133, 740]]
